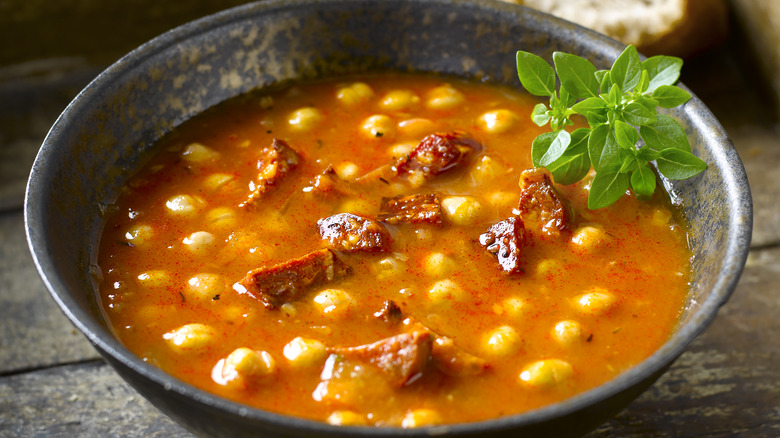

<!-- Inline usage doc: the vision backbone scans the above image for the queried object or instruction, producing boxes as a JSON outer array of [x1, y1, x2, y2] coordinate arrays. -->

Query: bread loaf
[[504, 0, 728, 58]]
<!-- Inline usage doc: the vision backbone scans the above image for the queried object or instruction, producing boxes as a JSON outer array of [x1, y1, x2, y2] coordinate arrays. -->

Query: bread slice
[[504, 0, 728, 58]]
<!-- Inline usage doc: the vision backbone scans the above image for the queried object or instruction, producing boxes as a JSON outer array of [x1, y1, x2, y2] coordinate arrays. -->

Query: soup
[[97, 74, 690, 427]]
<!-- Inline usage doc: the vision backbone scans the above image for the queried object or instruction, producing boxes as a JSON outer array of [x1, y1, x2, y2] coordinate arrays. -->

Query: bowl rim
[[25, 0, 753, 435]]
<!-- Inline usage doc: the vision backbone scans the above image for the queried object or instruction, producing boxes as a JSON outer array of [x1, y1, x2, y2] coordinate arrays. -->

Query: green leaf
[[656, 148, 707, 180], [651, 85, 692, 108], [531, 103, 550, 126], [640, 114, 691, 152], [635, 96, 658, 114], [599, 68, 614, 94], [623, 101, 657, 126], [540, 130, 572, 166], [636, 69, 650, 94], [532, 131, 572, 167], [642, 55, 683, 93], [619, 154, 638, 173], [610, 45, 642, 92], [572, 97, 607, 118], [547, 128, 592, 185], [516, 51, 556, 97], [559, 86, 577, 107], [588, 170, 630, 209], [553, 52, 598, 98], [607, 83, 621, 106], [631, 165, 657, 197], [614, 120, 639, 150], [637, 145, 661, 161], [586, 111, 607, 127], [594, 69, 608, 88], [588, 124, 620, 171]]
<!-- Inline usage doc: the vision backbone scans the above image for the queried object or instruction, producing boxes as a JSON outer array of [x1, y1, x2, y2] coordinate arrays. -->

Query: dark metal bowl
[[25, 0, 752, 436]]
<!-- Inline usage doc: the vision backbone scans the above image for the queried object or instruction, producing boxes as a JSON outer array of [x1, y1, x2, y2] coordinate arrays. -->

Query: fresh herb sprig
[[516, 45, 706, 209]]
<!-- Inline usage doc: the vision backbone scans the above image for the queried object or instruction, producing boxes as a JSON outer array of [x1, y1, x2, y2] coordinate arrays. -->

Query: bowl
[[25, 0, 752, 436]]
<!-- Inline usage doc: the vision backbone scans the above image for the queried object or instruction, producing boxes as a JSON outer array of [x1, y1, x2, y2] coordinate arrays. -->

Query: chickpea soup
[[97, 74, 691, 427]]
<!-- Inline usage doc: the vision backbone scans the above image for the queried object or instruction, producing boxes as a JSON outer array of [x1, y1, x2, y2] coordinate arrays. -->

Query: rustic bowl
[[25, 0, 752, 436]]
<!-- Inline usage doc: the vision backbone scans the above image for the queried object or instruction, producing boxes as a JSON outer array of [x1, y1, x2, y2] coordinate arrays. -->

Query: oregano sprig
[[516, 45, 706, 209]]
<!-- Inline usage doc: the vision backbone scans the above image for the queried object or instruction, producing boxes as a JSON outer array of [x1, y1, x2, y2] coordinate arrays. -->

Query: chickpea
[[487, 191, 517, 210], [163, 323, 215, 351], [283, 337, 327, 368], [519, 359, 574, 388], [426, 85, 465, 110], [333, 161, 360, 180], [125, 224, 154, 246], [182, 231, 215, 253], [483, 325, 521, 356], [493, 297, 526, 319], [387, 141, 416, 159], [470, 155, 507, 184], [375, 255, 405, 280], [361, 114, 396, 140], [202, 173, 235, 191], [397, 118, 437, 138], [571, 225, 610, 252], [288, 107, 323, 131], [185, 273, 225, 300], [165, 194, 203, 217], [327, 410, 367, 426], [181, 142, 220, 163], [206, 207, 237, 232], [421, 252, 456, 278], [221, 347, 276, 382], [135, 270, 171, 290], [573, 288, 617, 315], [552, 320, 584, 345], [379, 89, 420, 111], [427, 279, 464, 305], [402, 409, 442, 428], [336, 82, 374, 106], [479, 109, 518, 133], [535, 258, 562, 277], [441, 196, 484, 226], [312, 288, 354, 318], [338, 198, 373, 216]]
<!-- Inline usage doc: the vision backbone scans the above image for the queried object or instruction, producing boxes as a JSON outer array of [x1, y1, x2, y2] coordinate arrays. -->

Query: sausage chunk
[[517, 168, 572, 237], [318, 213, 392, 253], [332, 331, 433, 387], [395, 132, 481, 180], [479, 217, 528, 274], [238, 248, 351, 308], [241, 139, 301, 207], [374, 300, 404, 325], [378, 193, 442, 225]]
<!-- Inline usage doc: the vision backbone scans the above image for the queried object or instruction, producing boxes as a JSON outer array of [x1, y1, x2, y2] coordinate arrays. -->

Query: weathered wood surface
[[1, 17, 779, 438]]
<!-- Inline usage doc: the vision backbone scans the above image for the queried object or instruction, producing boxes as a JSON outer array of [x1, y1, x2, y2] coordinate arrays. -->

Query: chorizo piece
[[241, 138, 301, 207], [318, 213, 392, 253], [331, 331, 433, 387], [238, 248, 351, 308], [479, 217, 528, 274], [394, 132, 481, 180], [516, 168, 572, 237], [378, 193, 443, 225]]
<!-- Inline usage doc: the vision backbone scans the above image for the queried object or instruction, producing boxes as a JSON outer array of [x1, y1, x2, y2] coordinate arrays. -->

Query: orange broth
[[97, 74, 690, 427]]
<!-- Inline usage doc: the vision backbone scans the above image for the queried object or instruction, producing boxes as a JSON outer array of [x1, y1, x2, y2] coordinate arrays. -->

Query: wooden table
[[1, 16, 778, 438]]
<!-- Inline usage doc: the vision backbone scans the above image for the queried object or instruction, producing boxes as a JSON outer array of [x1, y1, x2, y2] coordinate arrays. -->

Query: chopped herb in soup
[[97, 74, 691, 427]]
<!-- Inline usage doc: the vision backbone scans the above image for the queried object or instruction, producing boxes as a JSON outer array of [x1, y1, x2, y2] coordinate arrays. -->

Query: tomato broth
[[97, 74, 690, 427]]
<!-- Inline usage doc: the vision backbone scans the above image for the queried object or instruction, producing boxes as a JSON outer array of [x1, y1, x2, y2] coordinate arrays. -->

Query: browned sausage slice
[[516, 168, 572, 237], [332, 331, 433, 387], [318, 213, 392, 253], [241, 138, 301, 207], [394, 132, 481, 180], [479, 217, 528, 274], [378, 193, 442, 225], [238, 248, 351, 308]]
